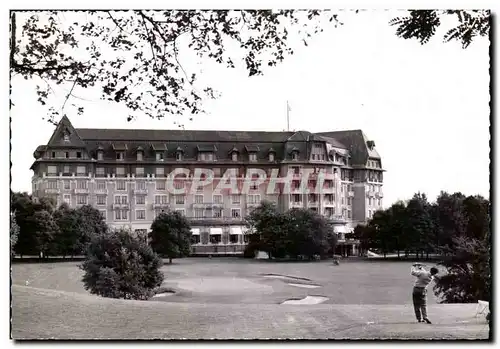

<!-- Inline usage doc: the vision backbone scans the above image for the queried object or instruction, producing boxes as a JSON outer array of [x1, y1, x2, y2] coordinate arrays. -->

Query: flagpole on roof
[[286, 100, 291, 131]]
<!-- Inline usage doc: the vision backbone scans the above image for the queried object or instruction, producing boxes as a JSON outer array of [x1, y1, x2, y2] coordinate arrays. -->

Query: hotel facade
[[31, 116, 385, 256]]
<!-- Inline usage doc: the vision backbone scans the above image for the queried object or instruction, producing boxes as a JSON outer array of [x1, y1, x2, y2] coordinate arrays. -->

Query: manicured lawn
[[11, 257, 443, 305], [11, 258, 489, 340]]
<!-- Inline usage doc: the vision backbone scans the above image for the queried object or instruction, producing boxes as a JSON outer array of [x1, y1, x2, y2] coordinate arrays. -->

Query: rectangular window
[[76, 151, 82, 159], [248, 194, 260, 204], [195, 195, 204, 204], [213, 168, 221, 177], [63, 194, 71, 205], [116, 152, 125, 161], [232, 195, 240, 204], [156, 167, 165, 176], [64, 180, 70, 190], [348, 210, 352, 219], [249, 153, 257, 162], [136, 210, 146, 220], [96, 181, 106, 191], [156, 181, 166, 191], [369, 198, 372, 206], [47, 180, 58, 189], [77, 166, 86, 176], [156, 152, 164, 161], [135, 167, 145, 177], [232, 153, 238, 161], [77, 180, 87, 189], [137, 152, 143, 161], [213, 195, 223, 204], [96, 195, 107, 206], [47, 165, 57, 175], [348, 198, 352, 206], [121, 196, 128, 204], [154, 195, 168, 204], [175, 195, 185, 205], [213, 208, 222, 218], [96, 167, 105, 177], [136, 195, 146, 205], [136, 181, 146, 190], [194, 208, 204, 218], [76, 195, 87, 205], [269, 153, 274, 162], [174, 181, 184, 190], [97, 152, 103, 161], [116, 167, 125, 176], [176, 153, 182, 161], [116, 181, 126, 191], [231, 209, 241, 218], [63, 165, 70, 174]]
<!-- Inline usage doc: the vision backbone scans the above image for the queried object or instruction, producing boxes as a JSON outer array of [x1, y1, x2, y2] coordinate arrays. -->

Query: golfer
[[411, 263, 438, 324]]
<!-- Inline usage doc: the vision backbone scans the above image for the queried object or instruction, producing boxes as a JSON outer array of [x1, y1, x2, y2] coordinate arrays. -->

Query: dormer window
[[229, 146, 239, 162], [269, 153, 274, 162], [176, 147, 184, 161], [96, 146, 104, 161], [76, 151, 82, 159], [290, 147, 299, 161], [136, 146, 144, 161], [63, 131, 70, 142], [245, 145, 259, 163], [156, 152, 164, 161], [116, 152, 125, 161]]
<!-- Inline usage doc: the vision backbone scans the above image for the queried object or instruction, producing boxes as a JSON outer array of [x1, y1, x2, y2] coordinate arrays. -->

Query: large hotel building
[[31, 116, 385, 256]]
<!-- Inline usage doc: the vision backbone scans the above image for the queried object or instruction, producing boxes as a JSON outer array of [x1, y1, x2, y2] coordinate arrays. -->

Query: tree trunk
[[169, 257, 172, 264], [397, 249, 400, 258]]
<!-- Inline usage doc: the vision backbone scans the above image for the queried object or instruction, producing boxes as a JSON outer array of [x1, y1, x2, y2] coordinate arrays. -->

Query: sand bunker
[[281, 296, 329, 305], [152, 292, 175, 298], [287, 283, 321, 289], [171, 277, 273, 294]]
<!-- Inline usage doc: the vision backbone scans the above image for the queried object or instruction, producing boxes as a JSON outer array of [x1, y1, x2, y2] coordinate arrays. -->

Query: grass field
[[11, 258, 490, 340]]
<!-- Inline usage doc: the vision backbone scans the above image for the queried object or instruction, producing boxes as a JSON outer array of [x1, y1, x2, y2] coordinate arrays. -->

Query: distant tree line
[[353, 191, 490, 304]]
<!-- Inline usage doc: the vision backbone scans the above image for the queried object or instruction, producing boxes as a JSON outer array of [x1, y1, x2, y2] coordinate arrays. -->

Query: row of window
[[368, 198, 383, 207], [112, 208, 244, 221], [106, 150, 274, 162], [62, 193, 261, 207]]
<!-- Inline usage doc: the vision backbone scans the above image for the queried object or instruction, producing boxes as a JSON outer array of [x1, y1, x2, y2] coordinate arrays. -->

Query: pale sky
[[9, 10, 491, 208]]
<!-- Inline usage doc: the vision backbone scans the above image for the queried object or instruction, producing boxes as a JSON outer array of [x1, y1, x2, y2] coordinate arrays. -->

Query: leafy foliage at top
[[389, 10, 490, 48], [10, 10, 339, 124], [10, 214, 20, 259], [11, 10, 487, 124]]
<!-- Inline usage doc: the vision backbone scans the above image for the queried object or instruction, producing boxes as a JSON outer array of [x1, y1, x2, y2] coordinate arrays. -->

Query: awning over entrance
[[230, 227, 243, 235], [209, 227, 223, 235], [191, 228, 200, 235]]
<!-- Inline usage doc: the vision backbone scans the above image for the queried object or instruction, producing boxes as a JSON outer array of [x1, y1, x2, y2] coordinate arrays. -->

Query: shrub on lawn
[[80, 228, 164, 300]]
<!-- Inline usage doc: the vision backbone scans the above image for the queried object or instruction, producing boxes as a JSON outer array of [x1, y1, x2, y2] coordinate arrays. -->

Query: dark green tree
[[286, 208, 335, 260], [80, 228, 164, 300], [11, 192, 57, 257], [10, 214, 20, 259], [32, 209, 58, 258], [53, 204, 82, 257], [405, 193, 434, 259], [149, 210, 192, 263]]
